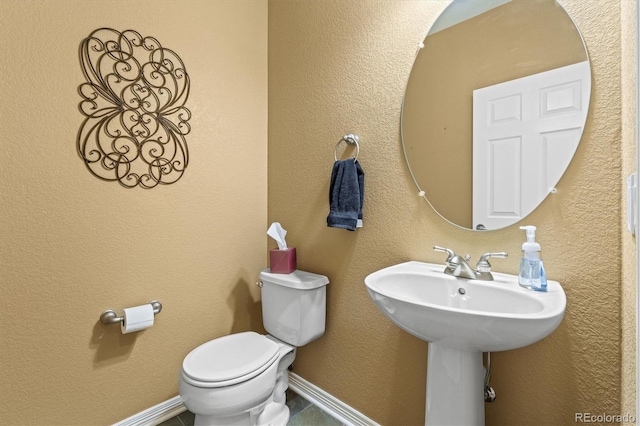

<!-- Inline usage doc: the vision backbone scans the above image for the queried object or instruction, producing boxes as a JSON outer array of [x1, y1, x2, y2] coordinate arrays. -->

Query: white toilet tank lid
[[260, 269, 329, 289], [182, 332, 279, 383]]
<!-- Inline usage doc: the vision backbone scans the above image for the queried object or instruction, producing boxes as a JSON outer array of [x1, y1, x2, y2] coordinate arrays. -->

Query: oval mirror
[[401, 0, 590, 231]]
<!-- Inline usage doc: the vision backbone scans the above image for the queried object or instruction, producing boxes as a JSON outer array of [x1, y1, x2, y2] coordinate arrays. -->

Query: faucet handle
[[433, 246, 455, 261], [476, 252, 508, 272]]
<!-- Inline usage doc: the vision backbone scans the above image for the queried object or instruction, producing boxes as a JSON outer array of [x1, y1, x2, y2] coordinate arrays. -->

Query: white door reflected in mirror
[[472, 61, 590, 230]]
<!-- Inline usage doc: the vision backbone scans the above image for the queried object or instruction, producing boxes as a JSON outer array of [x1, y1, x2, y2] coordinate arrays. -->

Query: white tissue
[[121, 304, 155, 334], [267, 222, 288, 250]]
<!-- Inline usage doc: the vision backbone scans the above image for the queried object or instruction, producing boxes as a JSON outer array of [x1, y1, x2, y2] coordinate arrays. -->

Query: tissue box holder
[[270, 248, 297, 274]]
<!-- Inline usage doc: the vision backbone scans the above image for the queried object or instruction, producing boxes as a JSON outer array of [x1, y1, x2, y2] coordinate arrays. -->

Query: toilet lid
[[182, 332, 279, 383]]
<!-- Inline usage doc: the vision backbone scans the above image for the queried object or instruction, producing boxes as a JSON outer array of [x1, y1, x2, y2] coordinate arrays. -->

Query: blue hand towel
[[327, 159, 364, 231]]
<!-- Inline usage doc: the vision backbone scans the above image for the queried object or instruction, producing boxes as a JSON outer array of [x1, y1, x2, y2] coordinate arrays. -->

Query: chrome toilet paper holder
[[100, 300, 163, 325]]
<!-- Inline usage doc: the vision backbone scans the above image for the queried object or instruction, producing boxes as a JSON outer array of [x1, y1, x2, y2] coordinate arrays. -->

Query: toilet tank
[[259, 269, 329, 346]]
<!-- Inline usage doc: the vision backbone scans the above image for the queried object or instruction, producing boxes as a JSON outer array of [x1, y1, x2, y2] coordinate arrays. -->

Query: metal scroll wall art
[[77, 28, 191, 189]]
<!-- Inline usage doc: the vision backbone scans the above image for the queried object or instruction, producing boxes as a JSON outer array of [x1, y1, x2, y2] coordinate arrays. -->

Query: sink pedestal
[[426, 343, 484, 426]]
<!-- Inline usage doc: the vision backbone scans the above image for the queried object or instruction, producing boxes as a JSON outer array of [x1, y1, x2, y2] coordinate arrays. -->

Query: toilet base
[[256, 402, 290, 426], [194, 407, 263, 426], [194, 401, 290, 426]]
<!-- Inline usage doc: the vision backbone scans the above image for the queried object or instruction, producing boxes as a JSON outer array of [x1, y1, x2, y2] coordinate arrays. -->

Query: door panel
[[473, 60, 589, 229]]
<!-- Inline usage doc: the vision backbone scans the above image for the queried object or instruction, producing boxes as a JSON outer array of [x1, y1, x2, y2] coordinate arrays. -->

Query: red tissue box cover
[[269, 248, 297, 274]]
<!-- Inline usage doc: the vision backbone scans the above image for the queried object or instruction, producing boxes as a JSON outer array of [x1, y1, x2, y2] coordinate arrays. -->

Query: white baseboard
[[288, 372, 380, 426], [113, 396, 186, 426], [114, 372, 379, 426]]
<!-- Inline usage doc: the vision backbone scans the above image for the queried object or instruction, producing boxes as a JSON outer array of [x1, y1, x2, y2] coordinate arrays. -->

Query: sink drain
[[458, 288, 466, 295]]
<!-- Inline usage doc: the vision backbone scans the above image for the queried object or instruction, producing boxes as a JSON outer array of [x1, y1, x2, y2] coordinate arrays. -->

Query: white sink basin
[[365, 261, 566, 425], [365, 261, 566, 351]]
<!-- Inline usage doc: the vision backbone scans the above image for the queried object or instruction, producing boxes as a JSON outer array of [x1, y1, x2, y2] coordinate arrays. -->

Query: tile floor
[[159, 390, 345, 426]]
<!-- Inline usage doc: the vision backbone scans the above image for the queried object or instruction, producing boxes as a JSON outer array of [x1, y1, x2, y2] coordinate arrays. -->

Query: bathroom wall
[[0, 1, 267, 424], [269, 0, 626, 424], [621, 0, 637, 422]]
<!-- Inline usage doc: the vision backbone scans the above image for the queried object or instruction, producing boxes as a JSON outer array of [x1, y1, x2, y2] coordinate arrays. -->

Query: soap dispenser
[[518, 226, 547, 291]]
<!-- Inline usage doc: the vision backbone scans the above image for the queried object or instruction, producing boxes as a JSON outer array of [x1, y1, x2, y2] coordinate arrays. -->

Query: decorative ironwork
[[77, 28, 191, 188]]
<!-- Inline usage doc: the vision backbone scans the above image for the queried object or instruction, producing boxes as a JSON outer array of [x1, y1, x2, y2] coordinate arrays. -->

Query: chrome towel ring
[[334, 134, 360, 161]]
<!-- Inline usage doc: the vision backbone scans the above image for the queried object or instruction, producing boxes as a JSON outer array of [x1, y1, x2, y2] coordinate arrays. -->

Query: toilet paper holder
[[99, 300, 162, 325]]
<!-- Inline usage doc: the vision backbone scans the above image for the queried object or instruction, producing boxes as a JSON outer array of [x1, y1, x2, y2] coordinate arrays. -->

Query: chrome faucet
[[433, 246, 477, 279], [433, 246, 508, 281], [475, 252, 508, 280]]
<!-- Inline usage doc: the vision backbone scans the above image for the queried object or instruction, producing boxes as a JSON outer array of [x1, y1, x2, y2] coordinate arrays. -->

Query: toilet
[[179, 269, 329, 426]]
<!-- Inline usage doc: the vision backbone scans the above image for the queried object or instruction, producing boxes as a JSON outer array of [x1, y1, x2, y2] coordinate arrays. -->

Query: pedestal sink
[[364, 261, 566, 425]]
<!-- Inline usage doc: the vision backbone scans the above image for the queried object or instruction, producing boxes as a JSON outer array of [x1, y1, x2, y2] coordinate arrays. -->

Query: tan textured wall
[[269, 0, 623, 424], [0, 1, 267, 424], [621, 0, 637, 422]]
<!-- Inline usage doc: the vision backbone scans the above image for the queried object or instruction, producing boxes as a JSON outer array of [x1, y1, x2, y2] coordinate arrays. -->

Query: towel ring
[[334, 134, 360, 161]]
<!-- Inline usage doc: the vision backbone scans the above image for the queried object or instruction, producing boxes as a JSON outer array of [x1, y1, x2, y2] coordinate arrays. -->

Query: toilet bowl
[[179, 269, 329, 426], [180, 332, 295, 426]]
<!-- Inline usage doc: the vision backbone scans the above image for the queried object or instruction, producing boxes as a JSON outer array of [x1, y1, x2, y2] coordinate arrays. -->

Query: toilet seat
[[182, 332, 280, 388]]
